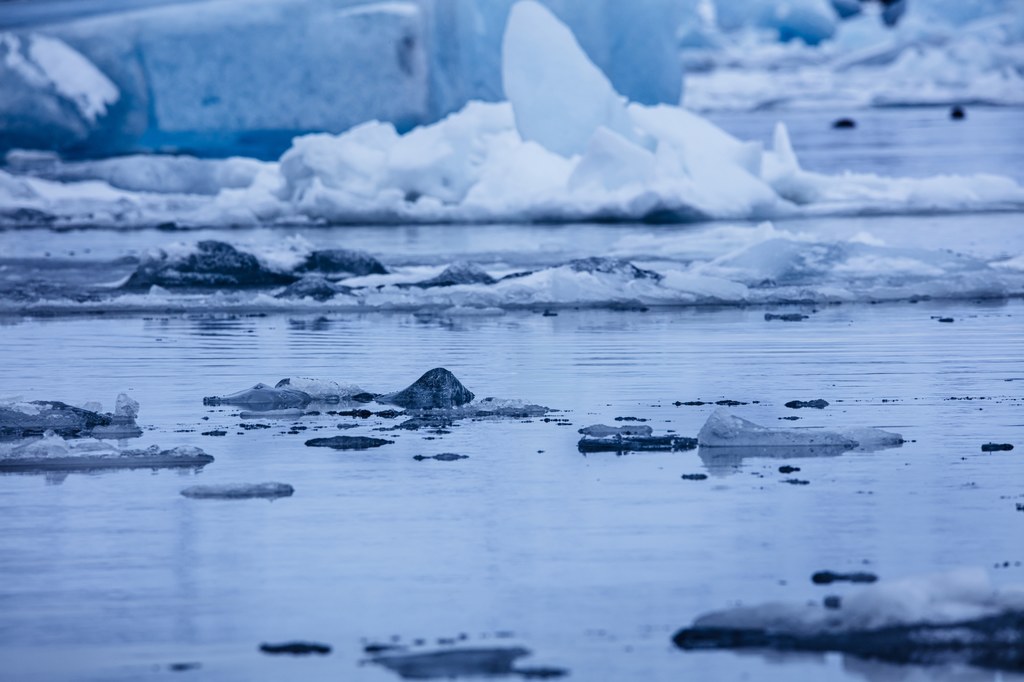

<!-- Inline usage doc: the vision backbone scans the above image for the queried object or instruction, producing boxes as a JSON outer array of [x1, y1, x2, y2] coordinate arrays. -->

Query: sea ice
[[202, 383, 312, 410], [0, 393, 141, 439], [674, 568, 1024, 671], [180, 482, 294, 500], [273, 378, 364, 403]]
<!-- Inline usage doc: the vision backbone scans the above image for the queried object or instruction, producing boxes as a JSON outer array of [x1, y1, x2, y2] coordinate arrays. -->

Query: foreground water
[[1, 299, 1022, 681]]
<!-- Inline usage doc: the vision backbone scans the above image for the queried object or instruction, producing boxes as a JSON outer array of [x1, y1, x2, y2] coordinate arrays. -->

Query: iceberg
[[674, 568, 1024, 672]]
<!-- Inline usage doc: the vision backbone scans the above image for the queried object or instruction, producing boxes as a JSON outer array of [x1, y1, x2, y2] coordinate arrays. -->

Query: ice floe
[[180, 482, 294, 500], [674, 568, 1024, 672], [698, 408, 903, 450], [0, 392, 141, 439], [0, 431, 212, 472]]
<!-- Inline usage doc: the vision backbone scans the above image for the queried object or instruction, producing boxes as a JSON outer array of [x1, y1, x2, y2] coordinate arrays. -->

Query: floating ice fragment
[[181, 482, 294, 500], [698, 408, 902, 450], [203, 383, 312, 410], [0, 431, 211, 472]]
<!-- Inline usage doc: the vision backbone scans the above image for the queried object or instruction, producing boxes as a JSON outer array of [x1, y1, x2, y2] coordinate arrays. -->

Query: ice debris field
[[1, 0, 1024, 228]]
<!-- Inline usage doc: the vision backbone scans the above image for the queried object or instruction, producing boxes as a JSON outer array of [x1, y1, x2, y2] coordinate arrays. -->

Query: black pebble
[[832, 118, 856, 129], [950, 105, 966, 120]]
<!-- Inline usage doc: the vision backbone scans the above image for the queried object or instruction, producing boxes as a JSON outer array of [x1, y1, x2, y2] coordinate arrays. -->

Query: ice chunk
[[0, 395, 139, 439], [501, 1, 643, 158], [577, 424, 698, 453], [202, 383, 312, 410], [273, 378, 364, 403], [698, 408, 901, 449], [180, 482, 294, 500], [714, 0, 839, 45], [674, 568, 1024, 672], [115, 393, 139, 419], [0, 431, 212, 472]]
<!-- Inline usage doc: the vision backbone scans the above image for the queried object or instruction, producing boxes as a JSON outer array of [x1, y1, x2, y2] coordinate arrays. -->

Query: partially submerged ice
[[698, 408, 903, 450], [674, 568, 1024, 672], [180, 482, 293, 500], [203, 383, 312, 410], [577, 424, 698, 453], [0, 431, 212, 472], [0, 393, 141, 439]]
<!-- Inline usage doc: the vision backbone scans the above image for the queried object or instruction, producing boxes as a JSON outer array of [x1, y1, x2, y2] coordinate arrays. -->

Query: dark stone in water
[[765, 313, 809, 322], [832, 118, 856, 129], [812, 571, 878, 585], [782, 478, 810, 485], [379, 368, 475, 410], [823, 595, 842, 610], [673, 611, 1024, 672], [778, 465, 801, 474], [168, 662, 201, 672], [715, 400, 747, 406], [785, 399, 829, 409], [413, 262, 496, 288], [123, 241, 297, 289], [298, 249, 387, 276], [351, 392, 379, 403], [304, 436, 394, 450], [681, 473, 708, 481], [578, 432, 698, 454], [951, 105, 966, 120], [259, 641, 331, 655], [414, 453, 468, 461], [275, 276, 350, 301], [982, 443, 1014, 452], [937, 317, 955, 323]]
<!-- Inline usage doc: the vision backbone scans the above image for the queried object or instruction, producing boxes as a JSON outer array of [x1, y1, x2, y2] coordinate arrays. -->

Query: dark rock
[[785, 399, 829, 409], [982, 443, 1014, 452], [275, 276, 350, 301], [950, 105, 966, 120], [168, 662, 201, 672], [832, 118, 856, 129], [681, 473, 708, 481], [715, 400, 748, 406], [298, 249, 387, 276], [812, 571, 878, 585], [937, 317, 955, 323], [0, 400, 112, 438], [375, 409, 404, 419], [674, 401, 708, 406], [379, 368, 475, 410], [201, 430, 227, 437], [782, 478, 810, 485], [517, 667, 569, 679], [673, 611, 1024, 672], [351, 392, 379, 403], [413, 262, 496, 288], [578, 425, 698, 454], [0, 446, 213, 473], [123, 241, 296, 289], [567, 257, 661, 281], [765, 313, 809, 322], [413, 453, 468, 461], [778, 465, 801, 474], [823, 596, 842, 610], [305, 436, 394, 450], [259, 641, 331, 655], [337, 409, 374, 419]]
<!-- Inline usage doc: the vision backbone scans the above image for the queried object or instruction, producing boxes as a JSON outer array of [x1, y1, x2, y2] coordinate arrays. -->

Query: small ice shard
[[123, 241, 296, 289], [297, 249, 388, 276], [274, 378, 364, 403], [378, 368, 475, 410], [577, 424, 697, 453], [114, 393, 140, 419], [501, 1, 643, 158], [180, 482, 294, 500], [304, 436, 394, 450], [673, 568, 1024, 672], [202, 383, 312, 410], [414, 262, 496, 288], [699, 408, 858, 449], [0, 431, 212, 472]]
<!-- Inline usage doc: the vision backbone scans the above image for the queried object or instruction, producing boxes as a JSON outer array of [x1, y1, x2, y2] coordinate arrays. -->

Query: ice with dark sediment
[[0, 392, 141, 439], [180, 482, 294, 500], [273, 378, 365, 403], [698, 408, 903, 450], [378, 368, 476, 410], [0, 431, 212, 472], [674, 568, 1024, 672]]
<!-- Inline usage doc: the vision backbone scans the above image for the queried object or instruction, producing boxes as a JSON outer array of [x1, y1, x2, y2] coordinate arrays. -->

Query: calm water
[[1, 302, 1022, 681]]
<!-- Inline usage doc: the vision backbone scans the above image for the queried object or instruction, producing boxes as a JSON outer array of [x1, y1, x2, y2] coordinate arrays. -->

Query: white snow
[[693, 568, 1024, 633], [698, 408, 902, 450]]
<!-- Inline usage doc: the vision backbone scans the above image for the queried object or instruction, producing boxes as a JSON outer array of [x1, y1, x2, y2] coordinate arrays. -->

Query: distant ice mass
[[674, 568, 1024, 672], [1, 1, 1022, 227]]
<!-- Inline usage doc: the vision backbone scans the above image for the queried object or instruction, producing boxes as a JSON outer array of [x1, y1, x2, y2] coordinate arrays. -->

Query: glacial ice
[[714, 0, 839, 45], [698, 408, 902, 450], [674, 568, 1024, 671]]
